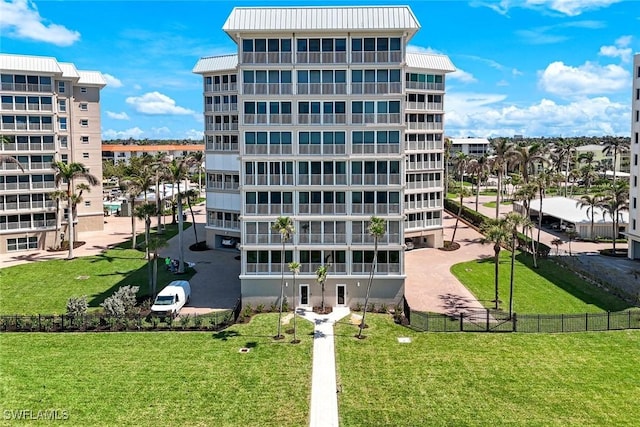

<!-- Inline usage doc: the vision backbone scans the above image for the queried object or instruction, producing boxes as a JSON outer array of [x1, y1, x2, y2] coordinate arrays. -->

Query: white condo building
[[193, 6, 455, 307], [628, 53, 640, 259], [0, 54, 106, 254]]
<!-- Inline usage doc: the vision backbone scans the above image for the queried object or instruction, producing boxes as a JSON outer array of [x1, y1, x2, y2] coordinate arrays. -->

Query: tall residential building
[[628, 53, 640, 259], [194, 6, 455, 307], [0, 54, 106, 254]]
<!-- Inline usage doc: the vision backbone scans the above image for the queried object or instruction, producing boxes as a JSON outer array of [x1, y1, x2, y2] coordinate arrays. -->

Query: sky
[[1, 0, 639, 140]]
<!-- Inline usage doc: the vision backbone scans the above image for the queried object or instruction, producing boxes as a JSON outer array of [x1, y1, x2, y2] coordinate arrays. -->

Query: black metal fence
[[407, 307, 640, 333], [0, 309, 236, 333]]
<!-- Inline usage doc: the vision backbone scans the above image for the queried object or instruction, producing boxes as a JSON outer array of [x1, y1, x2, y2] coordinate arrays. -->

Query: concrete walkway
[[298, 307, 350, 427]]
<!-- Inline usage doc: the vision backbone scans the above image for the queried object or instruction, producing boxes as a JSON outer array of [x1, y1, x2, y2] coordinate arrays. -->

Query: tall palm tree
[[552, 139, 577, 197], [488, 138, 513, 218], [602, 139, 630, 185], [183, 188, 202, 248], [504, 212, 528, 319], [167, 158, 195, 274], [52, 161, 99, 259], [467, 155, 490, 211], [451, 185, 472, 245], [533, 170, 553, 268], [358, 216, 386, 339], [48, 189, 66, 250], [481, 218, 510, 310], [443, 138, 453, 196], [315, 264, 329, 314], [288, 261, 301, 344], [577, 194, 604, 240], [272, 216, 295, 339], [135, 202, 158, 296], [151, 153, 171, 233], [601, 181, 629, 253], [453, 151, 470, 189], [508, 143, 548, 184]]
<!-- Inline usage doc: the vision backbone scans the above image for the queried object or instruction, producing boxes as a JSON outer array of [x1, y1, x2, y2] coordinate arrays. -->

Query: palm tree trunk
[[188, 197, 199, 244], [55, 199, 62, 249], [509, 234, 516, 319], [535, 194, 543, 267], [67, 199, 75, 259], [156, 179, 163, 234], [177, 191, 185, 274], [292, 272, 297, 342], [146, 217, 152, 293], [494, 246, 500, 310], [613, 212, 617, 253], [277, 241, 285, 338], [152, 250, 158, 299], [475, 174, 480, 212], [358, 239, 378, 339], [130, 197, 137, 249], [496, 169, 502, 219], [564, 155, 570, 197]]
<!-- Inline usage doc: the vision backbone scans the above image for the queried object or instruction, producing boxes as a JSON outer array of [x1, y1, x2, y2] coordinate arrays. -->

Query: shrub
[[378, 303, 388, 314], [255, 304, 265, 313], [242, 304, 253, 319], [100, 285, 140, 317], [353, 302, 363, 312], [66, 296, 88, 320], [193, 316, 204, 329], [180, 314, 191, 329]]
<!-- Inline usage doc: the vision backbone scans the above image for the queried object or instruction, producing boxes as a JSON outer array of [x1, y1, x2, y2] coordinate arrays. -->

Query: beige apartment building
[[628, 53, 640, 259], [0, 54, 106, 254], [194, 6, 455, 307]]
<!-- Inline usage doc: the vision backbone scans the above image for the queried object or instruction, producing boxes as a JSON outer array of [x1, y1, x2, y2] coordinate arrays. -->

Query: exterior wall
[[0, 56, 105, 254], [629, 54, 640, 259]]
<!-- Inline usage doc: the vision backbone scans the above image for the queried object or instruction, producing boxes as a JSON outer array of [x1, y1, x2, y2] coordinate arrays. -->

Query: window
[[82, 152, 89, 159], [58, 117, 67, 131], [7, 237, 38, 252], [84, 201, 91, 207], [58, 100, 66, 112], [633, 219, 636, 230], [59, 136, 68, 148], [80, 119, 88, 127], [58, 81, 65, 93], [61, 154, 68, 164], [80, 103, 88, 111], [81, 136, 89, 144], [80, 87, 87, 93]]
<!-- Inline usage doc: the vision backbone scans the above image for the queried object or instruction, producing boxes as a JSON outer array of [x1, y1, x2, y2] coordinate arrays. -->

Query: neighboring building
[[447, 137, 490, 157], [575, 143, 630, 174], [194, 6, 455, 307], [0, 54, 106, 254], [102, 143, 204, 164], [628, 53, 640, 259]]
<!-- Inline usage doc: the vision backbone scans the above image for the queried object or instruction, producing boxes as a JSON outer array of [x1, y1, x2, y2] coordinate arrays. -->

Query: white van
[[151, 280, 191, 317]]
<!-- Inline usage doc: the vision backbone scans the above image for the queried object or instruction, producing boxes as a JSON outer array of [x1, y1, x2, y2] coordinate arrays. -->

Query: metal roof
[[406, 52, 456, 73], [58, 62, 80, 79], [520, 197, 629, 225], [223, 6, 420, 38], [78, 70, 107, 86], [192, 54, 239, 74], [0, 53, 62, 74], [449, 137, 489, 146]]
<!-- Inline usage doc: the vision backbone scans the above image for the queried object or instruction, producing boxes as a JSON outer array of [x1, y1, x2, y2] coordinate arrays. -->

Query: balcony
[[406, 218, 442, 230], [351, 144, 401, 155], [351, 113, 401, 125], [405, 102, 443, 111], [406, 122, 443, 131], [1, 83, 53, 93], [243, 114, 293, 126], [204, 83, 238, 93], [351, 82, 402, 95], [405, 141, 443, 152], [406, 81, 445, 91], [297, 83, 348, 95], [295, 52, 347, 64], [0, 123, 54, 132], [351, 51, 402, 64], [241, 52, 293, 65], [206, 103, 237, 113], [242, 83, 293, 96], [206, 123, 238, 132]]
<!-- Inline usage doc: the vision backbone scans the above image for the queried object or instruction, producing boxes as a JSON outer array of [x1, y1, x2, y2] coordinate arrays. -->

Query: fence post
[[585, 313, 588, 332], [486, 309, 490, 332], [629, 311, 632, 329], [607, 311, 611, 330], [38, 314, 41, 331], [512, 313, 517, 332], [537, 314, 541, 333], [561, 314, 564, 333], [460, 312, 464, 331], [61, 314, 64, 331]]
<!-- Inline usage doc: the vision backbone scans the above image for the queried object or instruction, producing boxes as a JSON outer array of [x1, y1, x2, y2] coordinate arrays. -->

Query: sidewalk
[[298, 307, 351, 427]]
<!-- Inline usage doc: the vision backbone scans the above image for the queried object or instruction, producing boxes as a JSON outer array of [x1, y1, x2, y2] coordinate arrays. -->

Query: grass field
[[0, 224, 194, 314], [0, 314, 314, 427], [451, 251, 631, 313], [483, 200, 513, 208], [335, 315, 640, 427]]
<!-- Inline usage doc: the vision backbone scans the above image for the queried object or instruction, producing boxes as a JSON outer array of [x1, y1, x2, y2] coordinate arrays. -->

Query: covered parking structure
[[513, 196, 628, 240]]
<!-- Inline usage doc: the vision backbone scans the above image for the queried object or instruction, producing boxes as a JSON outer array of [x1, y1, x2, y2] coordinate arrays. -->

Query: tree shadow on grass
[[212, 330, 240, 341]]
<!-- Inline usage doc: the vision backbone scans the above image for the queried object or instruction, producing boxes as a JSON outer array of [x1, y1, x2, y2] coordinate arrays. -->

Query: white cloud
[[598, 35, 633, 63], [151, 127, 171, 135], [125, 92, 196, 115], [525, 0, 622, 16], [449, 68, 477, 84], [0, 0, 80, 46], [406, 45, 441, 54], [446, 94, 629, 137], [103, 74, 123, 88], [102, 127, 145, 139], [538, 61, 629, 97], [184, 129, 204, 140], [106, 111, 129, 120]]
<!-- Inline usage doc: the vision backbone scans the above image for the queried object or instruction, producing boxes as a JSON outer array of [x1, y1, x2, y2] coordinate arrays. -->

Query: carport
[[513, 196, 628, 240]]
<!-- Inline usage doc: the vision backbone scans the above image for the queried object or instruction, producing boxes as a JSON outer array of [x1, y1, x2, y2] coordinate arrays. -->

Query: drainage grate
[[238, 348, 251, 353], [397, 337, 411, 344], [76, 276, 90, 280]]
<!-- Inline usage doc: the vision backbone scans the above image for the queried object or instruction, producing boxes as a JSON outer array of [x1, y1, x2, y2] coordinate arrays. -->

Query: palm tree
[[533, 171, 553, 268], [508, 143, 548, 184], [167, 158, 195, 274], [135, 202, 158, 296], [52, 161, 99, 259], [183, 188, 203, 248], [601, 181, 629, 253], [488, 138, 513, 218], [467, 155, 490, 211], [358, 216, 386, 339], [504, 212, 528, 319], [551, 238, 564, 255], [315, 264, 329, 314], [288, 261, 301, 344], [443, 138, 453, 196], [577, 194, 604, 240], [0, 135, 24, 172], [48, 189, 66, 250], [151, 153, 171, 233], [453, 151, 470, 188], [481, 218, 510, 310], [602, 139, 630, 185], [190, 151, 205, 194], [272, 216, 294, 339], [451, 185, 472, 245]]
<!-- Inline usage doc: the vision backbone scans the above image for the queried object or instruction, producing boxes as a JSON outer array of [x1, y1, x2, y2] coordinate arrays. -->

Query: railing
[[242, 52, 293, 64], [296, 83, 348, 95], [206, 103, 237, 112], [406, 81, 445, 91], [295, 52, 347, 64], [242, 83, 293, 95], [406, 122, 443, 131], [0, 123, 54, 131], [405, 141, 443, 152], [406, 306, 640, 333], [204, 83, 238, 93], [206, 142, 239, 152], [351, 82, 402, 95], [351, 51, 402, 63], [1, 83, 53, 92], [405, 102, 443, 111], [405, 218, 442, 229]]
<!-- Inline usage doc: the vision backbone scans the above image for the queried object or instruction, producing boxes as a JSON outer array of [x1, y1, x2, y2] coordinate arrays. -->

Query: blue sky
[[1, 0, 639, 140]]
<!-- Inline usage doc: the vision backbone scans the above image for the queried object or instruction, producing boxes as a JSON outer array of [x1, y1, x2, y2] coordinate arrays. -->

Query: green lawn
[[451, 251, 631, 314], [336, 315, 640, 427], [483, 200, 513, 208], [0, 223, 194, 314], [0, 314, 314, 427]]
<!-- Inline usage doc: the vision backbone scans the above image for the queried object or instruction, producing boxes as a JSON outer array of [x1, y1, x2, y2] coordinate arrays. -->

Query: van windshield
[[154, 295, 174, 305]]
